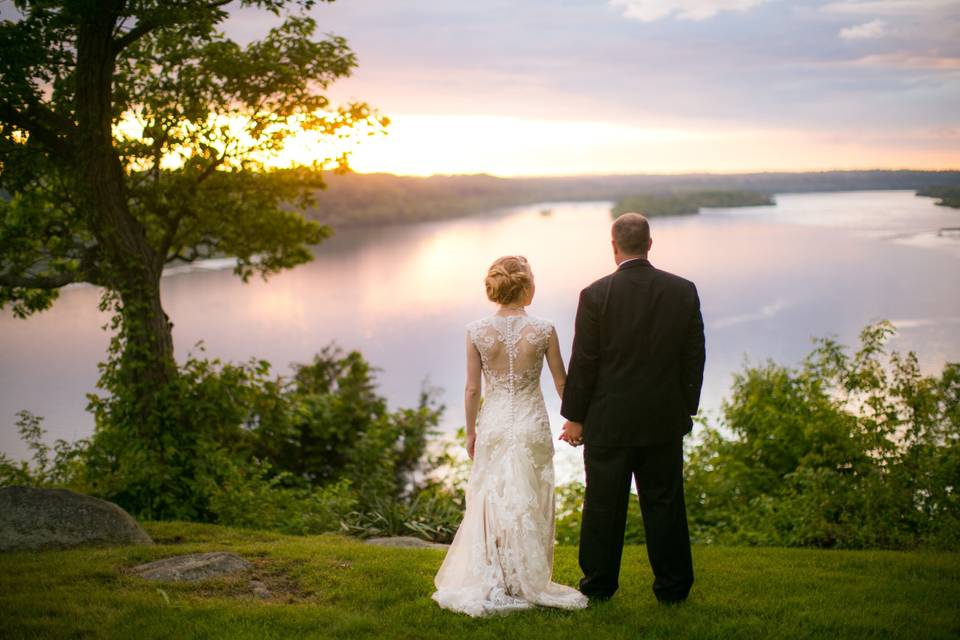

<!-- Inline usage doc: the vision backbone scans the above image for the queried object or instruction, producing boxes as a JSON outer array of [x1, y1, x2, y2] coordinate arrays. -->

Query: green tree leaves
[[685, 321, 960, 549]]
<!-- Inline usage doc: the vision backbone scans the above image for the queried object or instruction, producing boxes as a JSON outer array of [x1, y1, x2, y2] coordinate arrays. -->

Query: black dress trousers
[[578, 437, 694, 602]]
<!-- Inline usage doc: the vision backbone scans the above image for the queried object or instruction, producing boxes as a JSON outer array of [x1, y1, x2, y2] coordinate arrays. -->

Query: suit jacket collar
[[616, 257, 651, 271]]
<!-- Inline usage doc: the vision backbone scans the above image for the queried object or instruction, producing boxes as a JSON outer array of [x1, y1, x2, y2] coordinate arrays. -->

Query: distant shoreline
[[611, 190, 775, 217], [299, 170, 960, 228], [916, 186, 960, 209]]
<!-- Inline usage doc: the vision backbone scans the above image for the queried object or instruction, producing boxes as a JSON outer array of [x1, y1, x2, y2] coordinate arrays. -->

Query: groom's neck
[[616, 254, 647, 265]]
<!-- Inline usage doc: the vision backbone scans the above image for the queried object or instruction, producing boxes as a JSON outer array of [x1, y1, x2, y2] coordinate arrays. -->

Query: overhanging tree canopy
[[0, 0, 385, 395]]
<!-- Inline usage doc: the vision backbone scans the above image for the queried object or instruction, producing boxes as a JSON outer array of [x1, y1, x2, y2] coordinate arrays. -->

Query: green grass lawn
[[1, 521, 958, 639]]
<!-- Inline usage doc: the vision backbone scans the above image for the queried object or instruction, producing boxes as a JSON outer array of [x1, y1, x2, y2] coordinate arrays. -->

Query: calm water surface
[[2, 190, 959, 479]]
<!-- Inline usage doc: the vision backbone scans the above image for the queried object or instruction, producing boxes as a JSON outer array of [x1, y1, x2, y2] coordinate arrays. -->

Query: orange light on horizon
[[113, 111, 959, 177], [342, 114, 960, 176]]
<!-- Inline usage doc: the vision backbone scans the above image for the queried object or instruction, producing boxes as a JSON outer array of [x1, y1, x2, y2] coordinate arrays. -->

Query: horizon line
[[336, 167, 960, 180]]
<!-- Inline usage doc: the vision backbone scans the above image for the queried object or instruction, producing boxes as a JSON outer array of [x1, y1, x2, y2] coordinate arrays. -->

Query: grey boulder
[[0, 485, 153, 552], [131, 552, 253, 582]]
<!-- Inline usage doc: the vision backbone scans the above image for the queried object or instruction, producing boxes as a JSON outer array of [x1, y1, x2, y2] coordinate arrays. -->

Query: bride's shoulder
[[526, 314, 556, 333], [466, 316, 492, 329], [465, 316, 494, 336]]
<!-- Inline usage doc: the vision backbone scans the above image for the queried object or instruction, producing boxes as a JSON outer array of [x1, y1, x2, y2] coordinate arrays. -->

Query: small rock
[[365, 536, 449, 549], [0, 486, 153, 552], [249, 579, 271, 599], [131, 552, 252, 582]]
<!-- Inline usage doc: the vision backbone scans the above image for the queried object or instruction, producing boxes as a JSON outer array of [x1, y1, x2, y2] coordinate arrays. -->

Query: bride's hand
[[466, 432, 476, 459], [559, 421, 584, 447]]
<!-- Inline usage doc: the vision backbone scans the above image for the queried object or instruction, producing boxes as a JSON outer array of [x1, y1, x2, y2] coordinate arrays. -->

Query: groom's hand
[[559, 421, 584, 447]]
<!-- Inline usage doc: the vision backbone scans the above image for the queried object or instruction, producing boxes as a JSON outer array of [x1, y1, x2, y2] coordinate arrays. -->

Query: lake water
[[2, 190, 959, 481]]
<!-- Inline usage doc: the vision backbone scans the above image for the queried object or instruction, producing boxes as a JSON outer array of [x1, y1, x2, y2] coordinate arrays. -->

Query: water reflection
[[2, 191, 959, 478]]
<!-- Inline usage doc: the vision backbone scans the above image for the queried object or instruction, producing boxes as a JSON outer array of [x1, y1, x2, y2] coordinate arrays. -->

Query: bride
[[432, 255, 589, 616]]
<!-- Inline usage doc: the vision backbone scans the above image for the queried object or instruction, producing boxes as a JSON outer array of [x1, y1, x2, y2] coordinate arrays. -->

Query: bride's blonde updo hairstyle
[[485, 255, 533, 306]]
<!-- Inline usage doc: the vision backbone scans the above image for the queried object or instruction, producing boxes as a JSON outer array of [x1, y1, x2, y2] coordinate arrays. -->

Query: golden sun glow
[[341, 115, 960, 176], [112, 110, 383, 172], [114, 111, 959, 177]]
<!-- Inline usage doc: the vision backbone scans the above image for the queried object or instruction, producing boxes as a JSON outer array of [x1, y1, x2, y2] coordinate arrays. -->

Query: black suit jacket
[[560, 258, 705, 446]]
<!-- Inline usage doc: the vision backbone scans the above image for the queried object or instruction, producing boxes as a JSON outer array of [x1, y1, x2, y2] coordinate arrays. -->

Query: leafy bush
[[10, 319, 955, 550], [340, 483, 465, 542], [0, 410, 88, 490], [3, 343, 454, 540], [249, 347, 438, 507], [209, 465, 357, 536], [685, 321, 960, 549], [555, 481, 647, 546], [81, 345, 277, 521]]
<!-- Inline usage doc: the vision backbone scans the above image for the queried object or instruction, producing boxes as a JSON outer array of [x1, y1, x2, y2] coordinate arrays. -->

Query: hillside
[[300, 170, 960, 227], [1, 521, 958, 639]]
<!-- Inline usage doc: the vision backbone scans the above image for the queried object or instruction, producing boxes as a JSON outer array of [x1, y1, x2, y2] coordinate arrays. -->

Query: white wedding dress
[[432, 314, 589, 616]]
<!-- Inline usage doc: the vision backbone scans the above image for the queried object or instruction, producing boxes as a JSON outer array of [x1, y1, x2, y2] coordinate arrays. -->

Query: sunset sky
[[4, 0, 956, 175], [219, 0, 960, 176]]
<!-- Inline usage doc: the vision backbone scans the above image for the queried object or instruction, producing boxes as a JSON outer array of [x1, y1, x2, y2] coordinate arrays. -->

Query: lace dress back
[[432, 314, 588, 616]]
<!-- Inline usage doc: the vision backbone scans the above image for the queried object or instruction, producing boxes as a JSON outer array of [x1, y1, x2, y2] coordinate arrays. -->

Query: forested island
[[917, 185, 960, 208], [611, 190, 774, 216], [299, 169, 960, 227]]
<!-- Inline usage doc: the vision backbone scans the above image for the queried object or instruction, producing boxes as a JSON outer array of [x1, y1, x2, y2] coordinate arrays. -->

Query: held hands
[[559, 421, 584, 447]]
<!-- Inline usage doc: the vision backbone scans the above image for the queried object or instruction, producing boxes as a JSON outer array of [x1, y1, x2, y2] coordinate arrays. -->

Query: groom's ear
[[647, 237, 653, 253]]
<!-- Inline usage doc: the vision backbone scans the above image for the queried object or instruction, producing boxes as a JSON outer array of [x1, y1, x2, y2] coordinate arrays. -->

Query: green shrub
[[81, 345, 275, 521], [4, 342, 453, 540], [10, 320, 955, 550], [686, 321, 960, 550], [0, 410, 88, 490], [340, 483, 465, 542], [209, 463, 357, 535]]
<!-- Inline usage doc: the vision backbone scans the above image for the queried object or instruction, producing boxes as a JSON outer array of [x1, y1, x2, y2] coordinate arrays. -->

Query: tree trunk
[[74, 4, 176, 402]]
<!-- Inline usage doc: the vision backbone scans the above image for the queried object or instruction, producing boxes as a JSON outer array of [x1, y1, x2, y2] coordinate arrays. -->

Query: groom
[[559, 212, 705, 605]]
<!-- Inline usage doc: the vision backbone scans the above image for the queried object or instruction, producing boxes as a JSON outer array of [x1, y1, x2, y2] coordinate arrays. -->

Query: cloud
[[711, 299, 792, 330], [610, 0, 770, 22], [839, 18, 887, 39], [887, 317, 960, 329], [840, 51, 960, 68], [823, 0, 959, 16]]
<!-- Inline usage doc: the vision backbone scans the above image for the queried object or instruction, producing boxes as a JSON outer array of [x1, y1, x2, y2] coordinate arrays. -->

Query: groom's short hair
[[612, 212, 651, 255]]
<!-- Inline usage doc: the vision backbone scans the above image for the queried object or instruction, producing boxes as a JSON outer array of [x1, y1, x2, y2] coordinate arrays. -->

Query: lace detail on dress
[[432, 314, 587, 617]]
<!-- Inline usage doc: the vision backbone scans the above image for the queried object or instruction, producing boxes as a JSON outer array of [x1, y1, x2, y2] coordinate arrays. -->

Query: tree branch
[[0, 271, 80, 289], [112, 0, 234, 52], [0, 99, 72, 157], [0, 240, 104, 290], [112, 18, 163, 53], [155, 153, 225, 268]]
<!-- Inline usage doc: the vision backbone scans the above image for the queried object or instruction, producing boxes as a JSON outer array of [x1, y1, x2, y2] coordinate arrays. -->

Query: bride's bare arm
[[464, 332, 482, 459], [545, 326, 567, 398]]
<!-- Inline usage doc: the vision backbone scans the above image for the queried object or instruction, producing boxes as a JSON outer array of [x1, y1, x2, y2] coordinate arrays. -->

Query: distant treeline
[[298, 170, 960, 227], [917, 186, 960, 209], [611, 190, 774, 217]]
